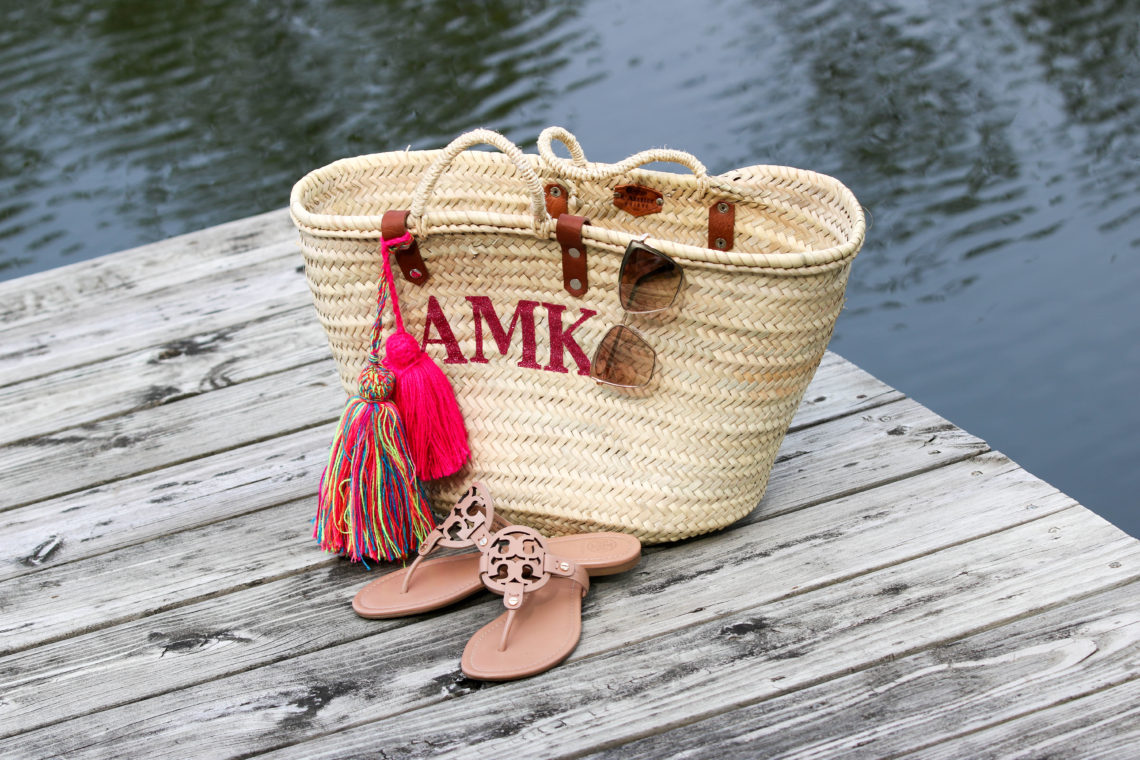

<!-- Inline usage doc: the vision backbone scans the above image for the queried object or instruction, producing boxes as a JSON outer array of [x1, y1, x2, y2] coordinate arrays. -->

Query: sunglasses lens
[[590, 325, 656, 388], [619, 242, 682, 313]]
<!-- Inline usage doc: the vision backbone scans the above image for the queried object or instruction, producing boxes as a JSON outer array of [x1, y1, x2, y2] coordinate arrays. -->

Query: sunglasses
[[589, 241, 684, 388]]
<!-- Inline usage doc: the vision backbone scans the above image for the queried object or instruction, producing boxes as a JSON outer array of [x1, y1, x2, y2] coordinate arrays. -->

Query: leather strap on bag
[[544, 183, 569, 218], [709, 201, 735, 251], [556, 214, 589, 297], [382, 210, 429, 285]]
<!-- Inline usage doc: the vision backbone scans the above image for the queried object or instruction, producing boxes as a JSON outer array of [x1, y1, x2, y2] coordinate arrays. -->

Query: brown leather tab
[[708, 201, 735, 251], [613, 184, 663, 217], [381, 210, 429, 285], [556, 214, 589, 297], [544, 183, 568, 218]]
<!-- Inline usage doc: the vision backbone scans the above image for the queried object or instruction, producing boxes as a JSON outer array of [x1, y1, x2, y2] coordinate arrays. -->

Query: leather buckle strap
[[556, 214, 590, 298]]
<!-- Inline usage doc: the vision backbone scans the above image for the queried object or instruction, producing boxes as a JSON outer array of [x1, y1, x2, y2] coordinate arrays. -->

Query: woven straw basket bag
[[290, 127, 864, 544]]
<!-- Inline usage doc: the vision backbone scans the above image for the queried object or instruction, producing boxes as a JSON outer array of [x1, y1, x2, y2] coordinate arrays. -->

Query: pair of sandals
[[352, 483, 642, 680]]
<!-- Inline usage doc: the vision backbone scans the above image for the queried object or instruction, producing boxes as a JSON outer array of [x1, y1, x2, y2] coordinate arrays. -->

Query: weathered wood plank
[[0, 350, 898, 576], [788, 350, 904, 430], [0, 452, 1033, 737], [919, 676, 1140, 760], [1, 305, 330, 446], [756, 396, 984, 521], [0, 397, 984, 652], [0, 357, 893, 583], [576, 582, 1140, 760], [0, 292, 894, 458], [252, 507, 1140, 760], [0, 239, 306, 388], [0, 427, 327, 582], [0, 306, 329, 445], [0, 209, 293, 327], [0, 497, 314, 657], [0, 360, 343, 511], [5, 502, 1135, 759]]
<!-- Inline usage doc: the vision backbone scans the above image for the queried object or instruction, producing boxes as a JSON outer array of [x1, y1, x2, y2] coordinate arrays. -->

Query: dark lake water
[[2, 0, 1137, 536]]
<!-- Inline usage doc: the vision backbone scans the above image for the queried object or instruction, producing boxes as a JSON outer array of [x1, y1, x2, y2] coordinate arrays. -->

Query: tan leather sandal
[[352, 483, 641, 619], [461, 524, 602, 681]]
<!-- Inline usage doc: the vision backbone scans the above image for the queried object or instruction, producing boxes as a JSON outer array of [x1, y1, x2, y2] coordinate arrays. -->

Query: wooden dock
[[2, 210, 1138, 759]]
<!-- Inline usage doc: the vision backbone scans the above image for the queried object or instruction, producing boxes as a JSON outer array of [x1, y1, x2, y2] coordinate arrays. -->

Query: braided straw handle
[[537, 126, 711, 193], [408, 128, 552, 236]]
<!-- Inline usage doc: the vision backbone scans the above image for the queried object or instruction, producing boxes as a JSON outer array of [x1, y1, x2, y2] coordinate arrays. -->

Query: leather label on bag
[[613, 184, 663, 217]]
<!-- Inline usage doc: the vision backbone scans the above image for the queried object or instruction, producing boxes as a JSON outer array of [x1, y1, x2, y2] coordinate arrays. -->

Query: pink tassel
[[385, 331, 471, 479], [380, 241, 471, 480]]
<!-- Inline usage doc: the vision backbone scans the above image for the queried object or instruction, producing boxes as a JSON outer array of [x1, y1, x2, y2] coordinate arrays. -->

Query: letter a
[[421, 296, 468, 364]]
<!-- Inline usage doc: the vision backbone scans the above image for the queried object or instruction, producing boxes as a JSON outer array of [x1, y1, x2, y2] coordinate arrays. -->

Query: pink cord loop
[[368, 233, 414, 359]]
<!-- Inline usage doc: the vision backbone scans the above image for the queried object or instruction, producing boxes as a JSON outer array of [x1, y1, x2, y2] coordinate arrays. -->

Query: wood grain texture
[[0, 427, 327, 581], [918, 673, 1140, 760], [8, 501, 1131, 760], [0, 360, 343, 510], [0, 343, 895, 460], [0, 359, 910, 579], [0, 239, 304, 388], [251, 508, 1139, 760], [576, 582, 1140, 760], [0, 452, 1033, 737], [0, 306, 330, 445], [0, 209, 293, 327]]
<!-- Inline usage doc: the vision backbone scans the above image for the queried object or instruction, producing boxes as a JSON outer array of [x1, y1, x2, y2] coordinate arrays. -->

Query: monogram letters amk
[[419, 296, 598, 376]]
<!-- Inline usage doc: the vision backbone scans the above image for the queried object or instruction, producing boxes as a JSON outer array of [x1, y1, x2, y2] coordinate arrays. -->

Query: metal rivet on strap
[[714, 238, 728, 249], [568, 247, 581, 259], [559, 561, 569, 571], [410, 268, 423, 279], [478, 537, 487, 546], [717, 202, 730, 214], [549, 186, 562, 197], [569, 278, 582, 290], [656, 197, 664, 206], [507, 597, 519, 607]]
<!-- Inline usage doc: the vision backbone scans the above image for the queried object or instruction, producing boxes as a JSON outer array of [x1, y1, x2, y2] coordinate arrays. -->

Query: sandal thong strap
[[477, 525, 589, 651]]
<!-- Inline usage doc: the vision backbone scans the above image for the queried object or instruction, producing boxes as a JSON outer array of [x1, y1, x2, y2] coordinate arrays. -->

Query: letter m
[[465, 297, 541, 369]]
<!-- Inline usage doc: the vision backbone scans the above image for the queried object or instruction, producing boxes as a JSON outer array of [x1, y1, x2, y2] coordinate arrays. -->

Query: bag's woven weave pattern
[[291, 129, 863, 543]]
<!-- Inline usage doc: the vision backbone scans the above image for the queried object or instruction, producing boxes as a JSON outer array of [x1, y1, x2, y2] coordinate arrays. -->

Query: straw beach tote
[[290, 127, 864, 544]]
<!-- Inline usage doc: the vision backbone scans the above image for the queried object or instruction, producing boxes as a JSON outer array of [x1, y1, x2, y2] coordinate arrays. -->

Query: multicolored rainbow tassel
[[312, 234, 443, 563]]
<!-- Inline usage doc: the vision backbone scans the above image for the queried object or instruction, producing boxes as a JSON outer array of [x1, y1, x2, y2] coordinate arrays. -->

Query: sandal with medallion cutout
[[461, 524, 600, 681], [351, 483, 640, 619]]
